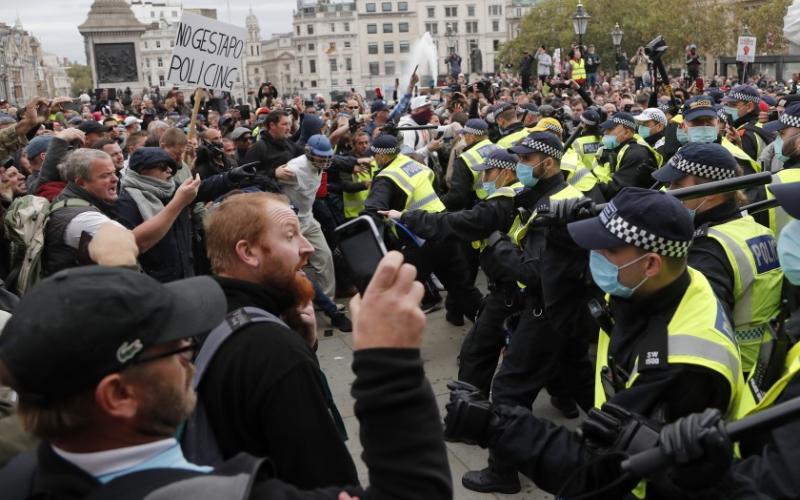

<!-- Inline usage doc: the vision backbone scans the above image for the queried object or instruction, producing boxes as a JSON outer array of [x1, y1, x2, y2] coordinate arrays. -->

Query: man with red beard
[[200, 191, 359, 489]]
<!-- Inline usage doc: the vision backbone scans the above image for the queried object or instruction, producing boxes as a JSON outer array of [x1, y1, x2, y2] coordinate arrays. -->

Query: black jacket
[[200, 277, 359, 490], [243, 132, 304, 192], [439, 141, 480, 211], [733, 111, 774, 162], [597, 137, 658, 200], [401, 194, 516, 243]]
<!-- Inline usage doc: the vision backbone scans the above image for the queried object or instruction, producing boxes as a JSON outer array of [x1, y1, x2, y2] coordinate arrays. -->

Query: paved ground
[[316, 293, 579, 500]]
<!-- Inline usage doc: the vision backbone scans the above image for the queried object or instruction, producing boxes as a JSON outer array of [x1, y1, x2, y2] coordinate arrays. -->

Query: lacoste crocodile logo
[[116, 339, 144, 364]]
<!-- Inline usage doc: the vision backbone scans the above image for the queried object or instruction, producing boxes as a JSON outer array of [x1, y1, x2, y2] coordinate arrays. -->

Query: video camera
[[644, 36, 668, 60]]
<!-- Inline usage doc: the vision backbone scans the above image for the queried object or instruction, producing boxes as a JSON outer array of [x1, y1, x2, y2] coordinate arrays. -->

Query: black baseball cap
[[77, 120, 112, 134], [128, 147, 177, 174], [768, 182, 800, 219], [0, 267, 226, 403]]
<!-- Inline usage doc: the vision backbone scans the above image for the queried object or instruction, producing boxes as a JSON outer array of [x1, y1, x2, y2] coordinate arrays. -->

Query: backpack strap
[[49, 198, 92, 213], [192, 307, 288, 389]]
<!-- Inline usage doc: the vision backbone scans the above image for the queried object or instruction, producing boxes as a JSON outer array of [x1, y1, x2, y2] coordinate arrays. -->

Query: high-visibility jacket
[[560, 149, 598, 193], [496, 128, 529, 149], [737, 121, 770, 161], [343, 162, 378, 219], [570, 58, 586, 81], [735, 341, 800, 420], [375, 153, 445, 213], [595, 267, 745, 499], [592, 135, 663, 184], [722, 137, 760, 174], [571, 135, 602, 170], [459, 139, 499, 200], [767, 168, 800, 240], [472, 182, 525, 251], [701, 217, 783, 373]]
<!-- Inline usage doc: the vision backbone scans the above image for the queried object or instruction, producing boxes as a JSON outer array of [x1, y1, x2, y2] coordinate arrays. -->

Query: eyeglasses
[[129, 338, 199, 366], [348, 106, 360, 110]]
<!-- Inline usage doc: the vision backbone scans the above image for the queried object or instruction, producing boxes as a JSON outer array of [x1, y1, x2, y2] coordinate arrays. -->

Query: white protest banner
[[736, 36, 757, 63], [167, 12, 246, 92]]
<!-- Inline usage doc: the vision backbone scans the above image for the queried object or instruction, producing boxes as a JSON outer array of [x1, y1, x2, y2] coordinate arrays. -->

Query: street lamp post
[[611, 23, 623, 55], [572, 1, 590, 51]]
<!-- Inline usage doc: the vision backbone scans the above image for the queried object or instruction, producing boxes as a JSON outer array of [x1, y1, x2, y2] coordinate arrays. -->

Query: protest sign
[[736, 36, 756, 63]]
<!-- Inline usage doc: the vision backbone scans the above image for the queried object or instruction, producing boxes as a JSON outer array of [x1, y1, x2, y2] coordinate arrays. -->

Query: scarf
[[121, 170, 176, 221]]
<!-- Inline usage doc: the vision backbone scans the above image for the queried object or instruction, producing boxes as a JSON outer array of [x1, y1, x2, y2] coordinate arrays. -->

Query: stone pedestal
[[78, 0, 147, 90]]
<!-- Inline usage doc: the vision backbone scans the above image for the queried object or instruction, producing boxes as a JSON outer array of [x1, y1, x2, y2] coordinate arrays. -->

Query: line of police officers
[[342, 83, 800, 498]]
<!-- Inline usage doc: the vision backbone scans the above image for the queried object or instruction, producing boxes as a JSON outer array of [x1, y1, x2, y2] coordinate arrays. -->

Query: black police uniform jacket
[[597, 136, 658, 201]]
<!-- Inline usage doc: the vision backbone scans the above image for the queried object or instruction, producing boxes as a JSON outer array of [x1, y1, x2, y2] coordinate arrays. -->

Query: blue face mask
[[637, 125, 652, 139], [723, 106, 739, 122], [773, 135, 791, 163], [676, 127, 689, 144], [589, 250, 650, 298], [687, 126, 718, 144], [602, 134, 619, 150], [779, 220, 800, 285], [685, 197, 709, 219], [516, 161, 542, 187], [482, 181, 497, 196]]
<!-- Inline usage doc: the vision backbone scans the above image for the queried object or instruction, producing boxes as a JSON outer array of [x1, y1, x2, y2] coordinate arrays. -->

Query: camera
[[644, 36, 668, 60]]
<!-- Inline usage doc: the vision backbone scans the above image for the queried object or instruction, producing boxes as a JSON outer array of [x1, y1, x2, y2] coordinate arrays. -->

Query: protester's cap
[[306, 134, 334, 157], [219, 114, 232, 127], [652, 143, 738, 183], [581, 109, 601, 126], [508, 132, 564, 160], [77, 120, 110, 135], [26, 135, 54, 160], [128, 147, 178, 173], [633, 108, 667, 127], [371, 100, 389, 114], [0, 267, 226, 403], [0, 114, 16, 126], [682, 95, 718, 122], [410, 96, 431, 111], [463, 118, 488, 136], [370, 134, 399, 155], [599, 112, 636, 131], [765, 102, 800, 133], [529, 117, 564, 136], [567, 187, 693, 257], [768, 182, 800, 219], [123, 116, 142, 127], [67, 116, 83, 126], [229, 127, 252, 141], [474, 148, 517, 171], [722, 84, 761, 104]]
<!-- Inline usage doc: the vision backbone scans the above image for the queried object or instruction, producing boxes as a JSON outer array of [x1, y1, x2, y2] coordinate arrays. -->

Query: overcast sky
[[3, 0, 296, 64]]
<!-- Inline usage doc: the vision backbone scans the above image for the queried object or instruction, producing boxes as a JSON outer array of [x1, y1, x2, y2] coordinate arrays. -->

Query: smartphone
[[335, 215, 387, 294]]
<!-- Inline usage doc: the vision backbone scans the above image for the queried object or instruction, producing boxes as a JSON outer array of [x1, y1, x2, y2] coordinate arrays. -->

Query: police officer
[[363, 134, 483, 322], [722, 85, 774, 162], [535, 115, 603, 201], [381, 149, 524, 394], [653, 143, 783, 374], [518, 103, 540, 128], [569, 108, 605, 170], [447, 188, 745, 499], [634, 108, 669, 156], [440, 118, 498, 211], [462, 133, 595, 494], [494, 103, 530, 148], [763, 102, 800, 238], [592, 112, 662, 200]]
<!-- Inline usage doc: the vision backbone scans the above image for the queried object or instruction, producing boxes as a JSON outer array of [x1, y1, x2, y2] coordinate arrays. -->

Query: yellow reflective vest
[[496, 128, 529, 149], [571, 135, 602, 170], [592, 135, 663, 184], [459, 139, 500, 200], [735, 341, 800, 420], [702, 217, 784, 373], [471, 182, 525, 251], [343, 162, 378, 219], [561, 149, 598, 193], [570, 58, 586, 80], [375, 154, 445, 213], [767, 168, 800, 240]]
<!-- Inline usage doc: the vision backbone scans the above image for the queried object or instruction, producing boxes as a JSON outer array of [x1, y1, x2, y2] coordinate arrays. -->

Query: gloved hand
[[226, 164, 257, 184], [579, 402, 661, 456], [659, 408, 732, 489], [534, 196, 597, 226], [443, 380, 496, 447]]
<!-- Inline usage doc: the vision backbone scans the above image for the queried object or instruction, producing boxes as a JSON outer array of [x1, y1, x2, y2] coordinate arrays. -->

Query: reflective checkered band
[[543, 122, 562, 134], [613, 116, 636, 130], [779, 113, 800, 128], [463, 126, 487, 136], [603, 211, 691, 257], [371, 146, 399, 154], [717, 108, 727, 120], [735, 325, 766, 343], [727, 91, 761, 103], [519, 137, 564, 160], [667, 153, 736, 181], [484, 157, 517, 170]]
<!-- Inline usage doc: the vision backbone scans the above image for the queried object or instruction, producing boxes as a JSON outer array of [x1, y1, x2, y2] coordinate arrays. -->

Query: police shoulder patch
[[400, 161, 423, 177], [477, 144, 499, 157], [582, 142, 600, 155], [746, 234, 780, 274]]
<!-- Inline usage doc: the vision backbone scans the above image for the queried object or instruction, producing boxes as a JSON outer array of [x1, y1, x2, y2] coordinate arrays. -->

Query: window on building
[[489, 4, 502, 16], [254, 68, 259, 74], [172, 10, 178, 17], [344, 41, 351, 48], [367, 24, 377, 34], [330, 59, 338, 72], [144, 41, 148, 48], [329, 42, 336, 50], [366, 3, 376, 12], [150, 11, 155, 17], [309, 59, 316, 73], [346, 57, 353, 70], [427, 6, 435, 18], [311, 80, 317, 87], [299, 60, 303, 74], [368, 42, 378, 54], [399, 22, 409, 33], [385, 61, 396, 75], [468, 5, 475, 16], [445, 21, 458, 33], [307, 24, 314, 35], [492, 20, 499, 32], [330, 23, 336, 33], [285, 64, 290, 70], [467, 21, 479, 33], [158, 74, 165, 86], [369, 62, 380, 76], [383, 23, 393, 33], [445, 6, 458, 17], [146, 58, 150, 68], [148, 75, 153, 86], [296, 26, 300, 36], [157, 57, 163, 67], [156, 40, 161, 48], [170, 40, 174, 47], [332, 79, 338, 86], [400, 41, 410, 53], [425, 22, 438, 35], [398, 1, 408, 11], [309, 43, 315, 50], [384, 42, 394, 53], [344, 22, 350, 32], [300, 81, 305, 88], [493, 39, 500, 51], [381, 2, 391, 11], [346, 78, 353, 85], [297, 44, 302, 52]]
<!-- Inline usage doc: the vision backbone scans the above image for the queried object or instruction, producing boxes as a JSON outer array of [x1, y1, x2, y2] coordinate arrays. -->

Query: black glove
[[579, 402, 661, 456], [226, 164, 257, 184], [534, 196, 596, 226], [659, 408, 732, 489], [443, 380, 496, 447]]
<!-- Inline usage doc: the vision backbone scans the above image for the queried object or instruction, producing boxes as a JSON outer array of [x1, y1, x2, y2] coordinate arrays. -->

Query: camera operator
[[686, 44, 701, 86], [631, 47, 650, 91]]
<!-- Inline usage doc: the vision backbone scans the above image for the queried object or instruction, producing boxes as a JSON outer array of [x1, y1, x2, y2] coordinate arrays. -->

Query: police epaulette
[[693, 223, 710, 238]]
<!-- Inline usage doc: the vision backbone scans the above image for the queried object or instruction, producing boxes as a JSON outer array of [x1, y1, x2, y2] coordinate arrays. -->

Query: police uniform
[[362, 135, 483, 321], [634, 108, 669, 155], [653, 143, 783, 374], [592, 112, 663, 201], [569, 109, 604, 170], [440, 119, 498, 211], [495, 103, 530, 149], [400, 150, 525, 394], [764, 103, 800, 239], [723, 85, 775, 162], [342, 160, 378, 219], [463, 133, 596, 494]]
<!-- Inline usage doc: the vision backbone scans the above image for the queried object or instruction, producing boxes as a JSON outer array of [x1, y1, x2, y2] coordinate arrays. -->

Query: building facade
[[356, 0, 418, 93], [0, 19, 44, 105]]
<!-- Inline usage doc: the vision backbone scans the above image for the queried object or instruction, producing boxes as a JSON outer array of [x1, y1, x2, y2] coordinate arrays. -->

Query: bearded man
[[201, 192, 359, 489]]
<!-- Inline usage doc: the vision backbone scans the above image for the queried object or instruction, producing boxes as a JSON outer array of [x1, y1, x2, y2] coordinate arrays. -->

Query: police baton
[[621, 395, 800, 477], [562, 124, 584, 152], [664, 171, 774, 201]]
